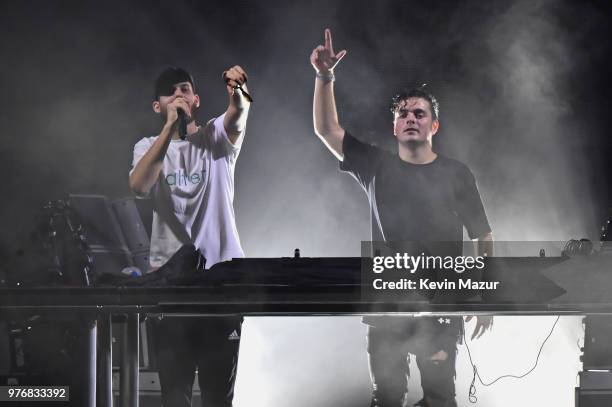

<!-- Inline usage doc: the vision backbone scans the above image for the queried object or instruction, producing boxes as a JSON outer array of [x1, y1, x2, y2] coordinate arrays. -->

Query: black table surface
[[1, 256, 611, 315]]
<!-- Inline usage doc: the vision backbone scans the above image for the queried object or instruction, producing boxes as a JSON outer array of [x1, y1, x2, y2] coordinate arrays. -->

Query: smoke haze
[[0, 1, 610, 405]]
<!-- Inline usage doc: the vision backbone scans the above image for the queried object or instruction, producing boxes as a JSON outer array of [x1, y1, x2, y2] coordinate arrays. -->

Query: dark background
[[0, 2, 608, 405], [0, 0, 611, 257]]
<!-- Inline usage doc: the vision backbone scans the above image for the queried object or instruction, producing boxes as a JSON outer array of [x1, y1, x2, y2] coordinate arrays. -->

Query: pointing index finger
[[325, 28, 335, 54]]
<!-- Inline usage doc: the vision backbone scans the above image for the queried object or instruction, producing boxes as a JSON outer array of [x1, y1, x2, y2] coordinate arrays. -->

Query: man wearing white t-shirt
[[129, 66, 251, 407]]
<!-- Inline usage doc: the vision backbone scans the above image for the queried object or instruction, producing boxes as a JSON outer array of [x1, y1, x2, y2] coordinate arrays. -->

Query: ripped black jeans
[[366, 316, 462, 407]]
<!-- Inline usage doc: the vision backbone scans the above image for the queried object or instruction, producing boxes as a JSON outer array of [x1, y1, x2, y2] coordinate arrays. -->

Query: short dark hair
[[154, 67, 195, 100], [390, 85, 439, 121]]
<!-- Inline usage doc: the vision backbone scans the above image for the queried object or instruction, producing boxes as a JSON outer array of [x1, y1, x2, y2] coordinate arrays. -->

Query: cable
[[562, 239, 593, 256], [463, 316, 560, 403]]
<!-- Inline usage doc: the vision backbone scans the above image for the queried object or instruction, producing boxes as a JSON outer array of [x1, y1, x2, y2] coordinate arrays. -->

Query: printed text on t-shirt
[[164, 169, 206, 186]]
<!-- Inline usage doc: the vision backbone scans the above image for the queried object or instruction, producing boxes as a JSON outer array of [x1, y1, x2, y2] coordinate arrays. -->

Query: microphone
[[177, 109, 187, 140]]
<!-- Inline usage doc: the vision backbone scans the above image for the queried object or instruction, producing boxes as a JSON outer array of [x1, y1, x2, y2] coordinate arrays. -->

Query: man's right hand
[[165, 96, 191, 128], [310, 28, 347, 74]]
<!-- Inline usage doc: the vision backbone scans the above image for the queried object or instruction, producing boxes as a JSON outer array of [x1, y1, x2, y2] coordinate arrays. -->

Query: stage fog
[[0, 1, 610, 406]]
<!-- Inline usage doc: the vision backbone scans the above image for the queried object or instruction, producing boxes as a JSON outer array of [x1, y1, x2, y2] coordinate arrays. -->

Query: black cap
[[154, 67, 195, 100]]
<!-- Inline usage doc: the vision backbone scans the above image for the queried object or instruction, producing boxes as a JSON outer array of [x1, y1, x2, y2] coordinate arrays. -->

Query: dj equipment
[[110, 197, 151, 273], [582, 316, 612, 370], [68, 194, 149, 278], [575, 212, 612, 406], [1, 252, 611, 313], [2, 195, 612, 406], [7, 195, 152, 288], [576, 371, 612, 407], [0, 252, 611, 407], [7, 199, 94, 287], [0, 195, 153, 406]]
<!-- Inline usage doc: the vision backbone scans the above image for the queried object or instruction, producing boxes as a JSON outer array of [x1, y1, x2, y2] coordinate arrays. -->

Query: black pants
[[366, 316, 461, 407], [152, 316, 242, 407]]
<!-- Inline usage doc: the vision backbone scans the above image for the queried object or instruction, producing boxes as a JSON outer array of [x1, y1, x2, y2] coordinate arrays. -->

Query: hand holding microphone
[[222, 65, 253, 103], [166, 96, 191, 140], [177, 109, 187, 140]]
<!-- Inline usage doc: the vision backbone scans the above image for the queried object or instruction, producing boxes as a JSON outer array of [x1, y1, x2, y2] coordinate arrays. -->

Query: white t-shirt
[[131, 114, 244, 269]]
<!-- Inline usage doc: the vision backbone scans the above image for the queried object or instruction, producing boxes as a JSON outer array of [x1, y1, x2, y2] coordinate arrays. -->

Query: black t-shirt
[[340, 132, 491, 246]]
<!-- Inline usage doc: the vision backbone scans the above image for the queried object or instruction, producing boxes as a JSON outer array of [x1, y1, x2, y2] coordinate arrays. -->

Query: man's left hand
[[465, 315, 493, 340]]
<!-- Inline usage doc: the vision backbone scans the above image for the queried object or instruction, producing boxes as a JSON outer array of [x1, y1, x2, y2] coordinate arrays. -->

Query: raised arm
[[311, 29, 347, 161], [129, 96, 191, 196], [222, 65, 251, 144]]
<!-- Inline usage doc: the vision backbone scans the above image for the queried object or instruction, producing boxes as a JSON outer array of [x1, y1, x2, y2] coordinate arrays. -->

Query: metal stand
[[120, 313, 139, 407], [86, 318, 97, 407], [97, 314, 113, 407]]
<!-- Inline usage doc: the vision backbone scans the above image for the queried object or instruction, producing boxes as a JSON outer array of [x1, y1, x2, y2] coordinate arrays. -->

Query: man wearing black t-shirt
[[310, 29, 493, 407]]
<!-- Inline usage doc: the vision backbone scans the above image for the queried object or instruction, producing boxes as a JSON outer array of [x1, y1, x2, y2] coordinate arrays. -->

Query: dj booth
[[1, 195, 611, 406], [2, 253, 612, 407]]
